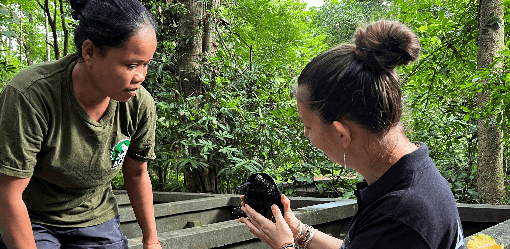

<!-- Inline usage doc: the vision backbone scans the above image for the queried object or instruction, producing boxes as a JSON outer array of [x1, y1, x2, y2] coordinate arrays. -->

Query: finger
[[281, 194, 291, 212], [281, 194, 296, 219], [244, 204, 275, 229], [239, 217, 258, 234], [271, 204, 285, 225], [239, 216, 269, 242], [240, 195, 245, 207], [242, 204, 261, 226]]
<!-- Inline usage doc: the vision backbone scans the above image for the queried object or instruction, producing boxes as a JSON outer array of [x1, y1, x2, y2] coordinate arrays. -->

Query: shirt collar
[[357, 142, 430, 205]]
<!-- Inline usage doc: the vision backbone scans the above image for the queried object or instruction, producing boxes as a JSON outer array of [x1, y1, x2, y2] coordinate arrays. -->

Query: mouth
[[127, 88, 139, 97]]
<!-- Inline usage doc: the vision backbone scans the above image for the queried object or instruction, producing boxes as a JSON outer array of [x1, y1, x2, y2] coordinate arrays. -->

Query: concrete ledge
[[122, 196, 356, 249], [128, 220, 255, 249], [118, 195, 233, 222], [464, 219, 510, 248], [457, 203, 510, 223], [294, 199, 357, 225]]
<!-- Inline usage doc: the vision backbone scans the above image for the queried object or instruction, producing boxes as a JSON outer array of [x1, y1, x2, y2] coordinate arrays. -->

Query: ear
[[331, 120, 351, 149], [81, 39, 95, 65]]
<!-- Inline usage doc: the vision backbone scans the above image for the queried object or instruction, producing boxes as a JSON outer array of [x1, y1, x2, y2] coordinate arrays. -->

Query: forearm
[[288, 220, 342, 249], [124, 168, 158, 242], [307, 231, 343, 249], [0, 198, 36, 249]]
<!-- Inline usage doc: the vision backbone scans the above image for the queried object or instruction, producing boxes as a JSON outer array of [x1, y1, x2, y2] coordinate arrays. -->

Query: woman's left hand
[[238, 202, 294, 249]]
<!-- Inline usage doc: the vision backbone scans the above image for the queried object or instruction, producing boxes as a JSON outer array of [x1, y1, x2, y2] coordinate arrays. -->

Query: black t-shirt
[[340, 143, 464, 249]]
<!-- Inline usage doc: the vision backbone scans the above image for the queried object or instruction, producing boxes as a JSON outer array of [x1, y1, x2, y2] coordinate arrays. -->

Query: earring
[[343, 152, 347, 168]]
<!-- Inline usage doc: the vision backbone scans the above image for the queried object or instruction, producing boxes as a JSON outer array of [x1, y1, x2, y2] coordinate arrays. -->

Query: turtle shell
[[236, 173, 284, 220]]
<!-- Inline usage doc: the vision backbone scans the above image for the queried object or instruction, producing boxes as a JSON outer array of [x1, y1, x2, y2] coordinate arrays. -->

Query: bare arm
[[306, 231, 344, 249], [0, 173, 36, 249], [122, 156, 161, 249]]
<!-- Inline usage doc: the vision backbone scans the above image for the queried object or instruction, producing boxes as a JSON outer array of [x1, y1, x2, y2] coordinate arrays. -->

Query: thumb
[[281, 194, 301, 237], [281, 194, 293, 215]]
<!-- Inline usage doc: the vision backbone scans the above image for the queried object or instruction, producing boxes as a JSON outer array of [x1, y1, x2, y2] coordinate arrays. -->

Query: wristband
[[279, 242, 295, 249]]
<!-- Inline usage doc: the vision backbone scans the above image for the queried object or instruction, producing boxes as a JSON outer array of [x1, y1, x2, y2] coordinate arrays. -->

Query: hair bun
[[70, 0, 90, 20], [354, 20, 421, 72]]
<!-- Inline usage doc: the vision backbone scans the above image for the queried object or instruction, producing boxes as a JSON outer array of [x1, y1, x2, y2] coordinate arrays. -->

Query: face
[[88, 26, 157, 102], [297, 100, 342, 164]]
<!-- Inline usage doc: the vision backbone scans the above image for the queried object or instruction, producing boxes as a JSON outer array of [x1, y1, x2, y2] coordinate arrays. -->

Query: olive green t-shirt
[[0, 54, 156, 227]]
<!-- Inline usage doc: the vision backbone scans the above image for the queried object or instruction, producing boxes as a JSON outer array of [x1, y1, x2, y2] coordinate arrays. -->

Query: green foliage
[[392, 0, 481, 202], [138, 0, 343, 194], [311, 0, 390, 46], [0, 0, 76, 90], [392, 0, 510, 203], [3, 0, 508, 202], [0, 3, 19, 89]]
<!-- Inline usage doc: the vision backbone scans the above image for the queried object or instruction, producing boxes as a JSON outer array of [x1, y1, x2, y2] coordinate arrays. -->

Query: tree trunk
[[178, 0, 203, 97], [37, 0, 60, 59], [59, 0, 69, 56], [476, 0, 506, 204], [18, 10, 32, 66], [202, 0, 220, 59], [158, 167, 167, 191], [18, 4, 22, 65], [178, 0, 213, 193], [45, 12, 51, 61]]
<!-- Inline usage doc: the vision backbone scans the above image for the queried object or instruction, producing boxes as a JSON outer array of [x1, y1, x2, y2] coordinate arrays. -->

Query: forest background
[[0, 0, 509, 204]]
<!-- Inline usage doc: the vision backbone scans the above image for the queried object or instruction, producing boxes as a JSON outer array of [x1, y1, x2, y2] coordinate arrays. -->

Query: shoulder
[[7, 54, 79, 93], [359, 144, 461, 248], [393, 159, 461, 249], [1, 54, 79, 119]]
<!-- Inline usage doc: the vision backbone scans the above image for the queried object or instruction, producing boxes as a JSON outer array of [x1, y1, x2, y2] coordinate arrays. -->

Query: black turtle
[[234, 173, 284, 221]]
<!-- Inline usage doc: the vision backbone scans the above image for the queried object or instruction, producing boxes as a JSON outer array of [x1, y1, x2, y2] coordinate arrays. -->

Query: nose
[[133, 66, 147, 84]]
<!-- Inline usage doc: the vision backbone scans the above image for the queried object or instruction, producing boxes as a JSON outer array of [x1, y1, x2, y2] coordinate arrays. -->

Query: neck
[[72, 62, 110, 122], [351, 125, 418, 185]]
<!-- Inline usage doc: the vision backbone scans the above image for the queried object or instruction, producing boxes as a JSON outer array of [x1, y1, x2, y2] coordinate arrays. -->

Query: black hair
[[297, 20, 421, 133], [70, 0, 157, 56]]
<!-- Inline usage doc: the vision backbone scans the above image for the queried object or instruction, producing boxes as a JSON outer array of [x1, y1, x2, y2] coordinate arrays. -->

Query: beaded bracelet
[[294, 222, 317, 249], [304, 226, 317, 248], [279, 242, 295, 249]]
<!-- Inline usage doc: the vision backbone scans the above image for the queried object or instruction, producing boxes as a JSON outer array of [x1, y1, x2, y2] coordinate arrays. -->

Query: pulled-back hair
[[70, 0, 157, 57], [297, 20, 420, 133]]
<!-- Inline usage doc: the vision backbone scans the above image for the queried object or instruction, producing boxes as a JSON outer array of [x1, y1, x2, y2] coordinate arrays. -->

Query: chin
[[112, 96, 133, 102]]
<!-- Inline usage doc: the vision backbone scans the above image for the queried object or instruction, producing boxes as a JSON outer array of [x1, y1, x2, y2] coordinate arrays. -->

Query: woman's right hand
[[280, 194, 301, 238]]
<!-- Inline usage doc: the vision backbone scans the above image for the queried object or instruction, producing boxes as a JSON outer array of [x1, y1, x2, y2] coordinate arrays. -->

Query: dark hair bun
[[70, 0, 90, 20], [354, 20, 421, 72]]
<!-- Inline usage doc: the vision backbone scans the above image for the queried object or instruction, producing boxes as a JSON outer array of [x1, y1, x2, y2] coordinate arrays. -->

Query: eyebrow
[[125, 58, 152, 64]]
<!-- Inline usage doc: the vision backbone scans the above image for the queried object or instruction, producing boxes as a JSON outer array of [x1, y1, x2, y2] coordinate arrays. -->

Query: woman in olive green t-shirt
[[0, 0, 162, 248]]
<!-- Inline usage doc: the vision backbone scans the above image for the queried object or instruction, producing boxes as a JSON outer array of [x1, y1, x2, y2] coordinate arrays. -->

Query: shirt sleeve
[[0, 86, 46, 178], [348, 214, 431, 249], [125, 88, 156, 162]]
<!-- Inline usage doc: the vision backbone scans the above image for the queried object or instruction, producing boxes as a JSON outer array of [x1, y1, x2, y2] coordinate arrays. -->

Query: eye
[[143, 61, 151, 68], [127, 64, 137, 70]]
